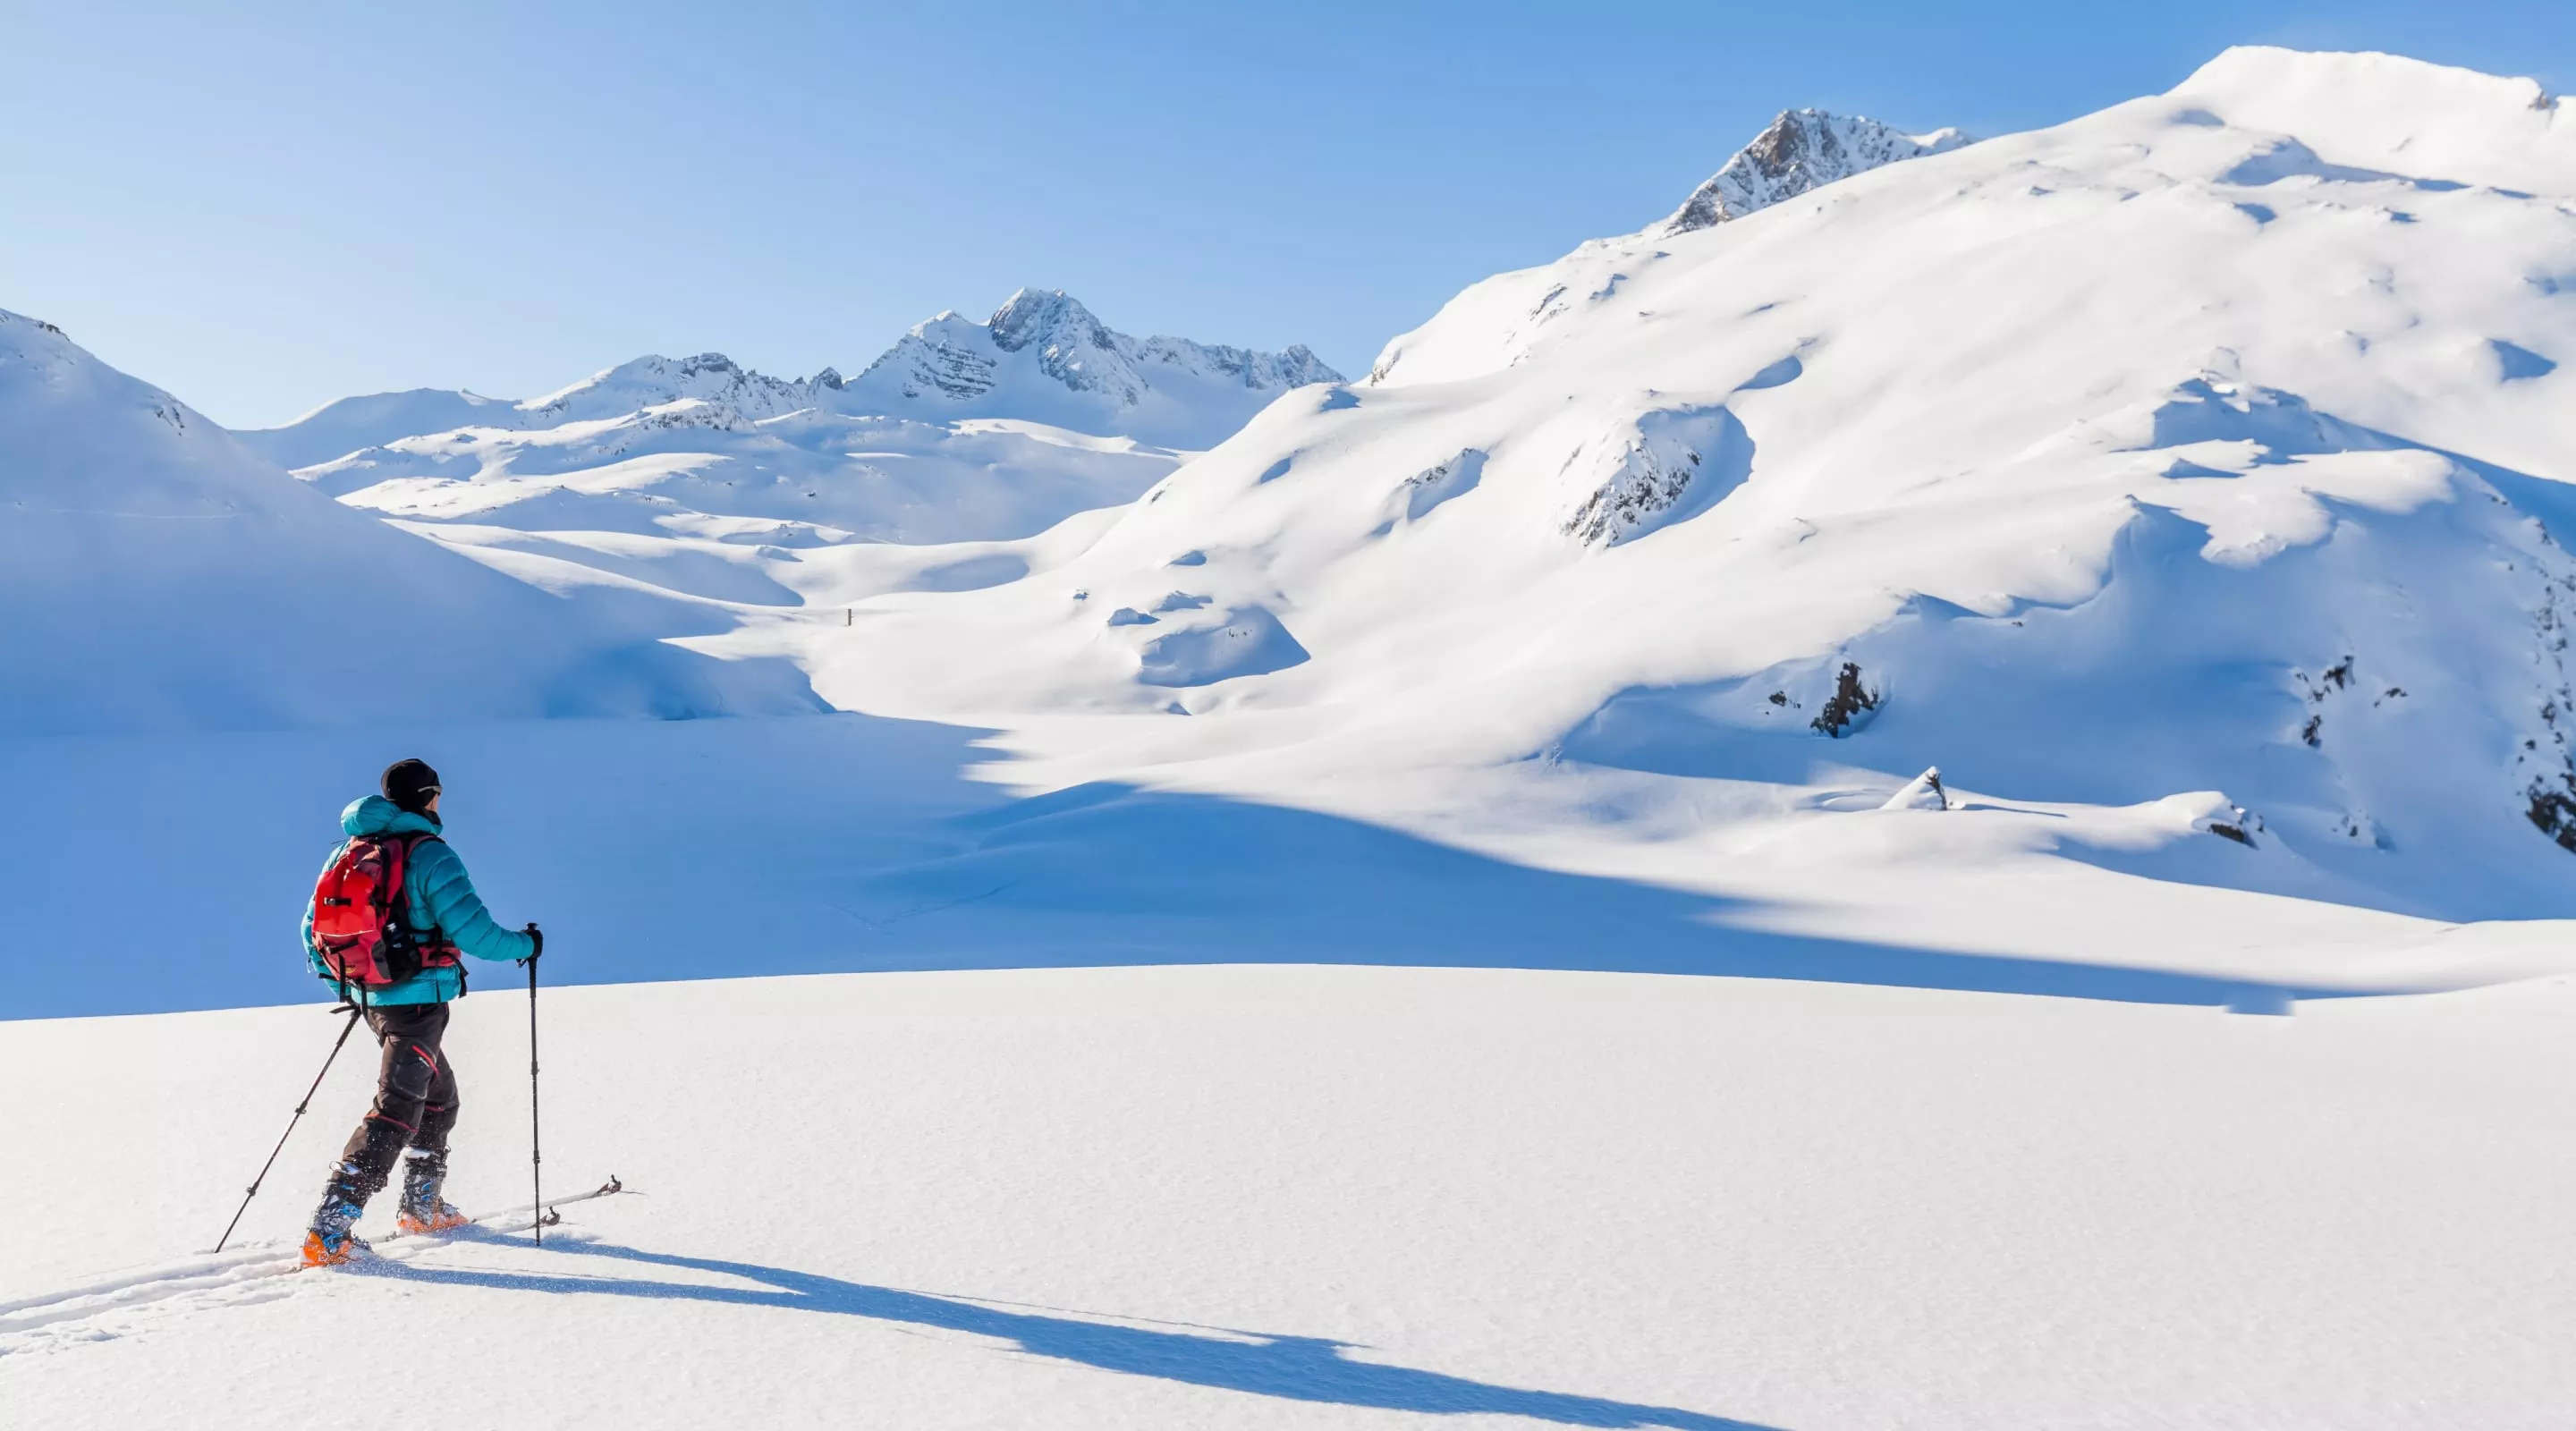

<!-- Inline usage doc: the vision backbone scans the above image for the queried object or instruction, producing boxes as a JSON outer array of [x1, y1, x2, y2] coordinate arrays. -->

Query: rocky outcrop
[[1661, 109, 1969, 233]]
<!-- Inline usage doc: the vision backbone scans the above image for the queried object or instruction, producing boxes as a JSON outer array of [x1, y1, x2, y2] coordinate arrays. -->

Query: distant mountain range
[[237, 288, 1341, 470]]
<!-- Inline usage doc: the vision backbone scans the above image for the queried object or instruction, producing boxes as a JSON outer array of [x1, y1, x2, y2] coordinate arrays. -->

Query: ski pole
[[212, 1003, 364, 1254], [520, 923, 543, 1245]]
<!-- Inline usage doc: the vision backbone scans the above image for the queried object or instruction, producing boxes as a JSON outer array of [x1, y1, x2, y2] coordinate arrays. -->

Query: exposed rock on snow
[[1397, 449, 1487, 524], [1562, 408, 1752, 546], [1809, 663, 1883, 740], [1880, 767, 1950, 811], [2523, 572, 2576, 850], [1660, 108, 1970, 234]]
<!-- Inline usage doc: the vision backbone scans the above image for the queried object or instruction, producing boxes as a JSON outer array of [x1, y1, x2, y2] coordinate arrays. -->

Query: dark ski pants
[[329, 1003, 460, 1207]]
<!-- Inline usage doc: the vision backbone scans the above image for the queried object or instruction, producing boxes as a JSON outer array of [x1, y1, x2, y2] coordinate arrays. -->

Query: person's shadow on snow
[[378, 1235, 1776, 1429]]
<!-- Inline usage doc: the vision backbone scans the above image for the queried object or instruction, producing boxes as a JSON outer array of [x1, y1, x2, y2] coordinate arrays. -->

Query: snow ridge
[[1365, 110, 1962, 388], [519, 351, 843, 428]]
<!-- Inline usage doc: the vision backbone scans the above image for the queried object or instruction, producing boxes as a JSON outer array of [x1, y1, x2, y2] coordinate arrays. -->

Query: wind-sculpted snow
[[762, 47, 2576, 928], [1133, 605, 1311, 687]]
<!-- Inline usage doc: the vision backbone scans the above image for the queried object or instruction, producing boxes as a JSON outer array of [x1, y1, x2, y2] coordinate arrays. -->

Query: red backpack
[[312, 834, 462, 992]]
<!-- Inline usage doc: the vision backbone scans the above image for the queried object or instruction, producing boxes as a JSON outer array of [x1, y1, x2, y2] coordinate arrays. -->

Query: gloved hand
[[523, 921, 544, 960]]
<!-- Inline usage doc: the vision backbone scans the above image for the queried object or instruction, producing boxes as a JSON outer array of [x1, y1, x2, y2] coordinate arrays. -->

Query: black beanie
[[383, 758, 442, 815]]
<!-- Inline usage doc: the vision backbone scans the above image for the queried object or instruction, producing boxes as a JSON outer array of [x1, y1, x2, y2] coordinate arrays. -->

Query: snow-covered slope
[[0, 311, 814, 735], [748, 48, 2576, 932], [234, 386, 523, 472], [1366, 108, 1967, 387]]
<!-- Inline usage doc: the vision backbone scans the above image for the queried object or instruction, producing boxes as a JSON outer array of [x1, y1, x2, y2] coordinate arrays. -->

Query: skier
[[298, 758, 540, 1266]]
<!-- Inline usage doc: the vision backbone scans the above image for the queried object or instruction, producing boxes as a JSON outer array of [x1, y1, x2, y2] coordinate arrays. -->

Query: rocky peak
[[1662, 109, 1969, 234], [853, 289, 1344, 419], [989, 288, 1112, 356]]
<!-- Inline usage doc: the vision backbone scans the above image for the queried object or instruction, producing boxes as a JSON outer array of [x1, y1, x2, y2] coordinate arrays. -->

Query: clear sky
[[4, 0, 2572, 428]]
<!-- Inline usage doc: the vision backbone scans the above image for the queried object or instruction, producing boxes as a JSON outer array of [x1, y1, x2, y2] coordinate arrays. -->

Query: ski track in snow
[[0, 1207, 594, 1359]]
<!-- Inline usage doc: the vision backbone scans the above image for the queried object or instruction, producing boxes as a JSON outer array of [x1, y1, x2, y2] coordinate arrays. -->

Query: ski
[[369, 1173, 628, 1251]]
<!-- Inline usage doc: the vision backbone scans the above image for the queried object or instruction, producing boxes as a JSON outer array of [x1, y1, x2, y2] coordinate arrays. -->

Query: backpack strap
[[397, 833, 463, 962]]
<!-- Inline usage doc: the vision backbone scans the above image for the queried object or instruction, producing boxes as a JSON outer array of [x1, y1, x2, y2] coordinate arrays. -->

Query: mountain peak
[[849, 290, 1343, 446], [1661, 108, 1969, 234], [989, 288, 1111, 355]]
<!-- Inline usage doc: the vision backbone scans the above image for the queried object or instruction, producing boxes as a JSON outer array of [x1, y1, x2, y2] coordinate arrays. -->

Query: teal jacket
[[303, 796, 536, 1003]]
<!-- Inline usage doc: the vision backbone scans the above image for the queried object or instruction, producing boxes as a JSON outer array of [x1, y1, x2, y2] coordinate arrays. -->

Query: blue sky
[[4, 1, 2571, 428]]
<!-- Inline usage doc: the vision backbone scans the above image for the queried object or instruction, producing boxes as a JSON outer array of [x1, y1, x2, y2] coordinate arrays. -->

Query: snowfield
[[9, 41, 2576, 1429], [9, 968, 2576, 1429]]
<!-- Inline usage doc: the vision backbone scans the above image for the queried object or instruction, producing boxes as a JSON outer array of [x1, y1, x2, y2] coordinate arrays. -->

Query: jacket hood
[[341, 794, 444, 838]]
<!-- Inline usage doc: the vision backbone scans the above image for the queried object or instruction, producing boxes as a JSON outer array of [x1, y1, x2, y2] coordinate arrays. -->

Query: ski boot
[[395, 1153, 470, 1236], [301, 1194, 370, 1267]]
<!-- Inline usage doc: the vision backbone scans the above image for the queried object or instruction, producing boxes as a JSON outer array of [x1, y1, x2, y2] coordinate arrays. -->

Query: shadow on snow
[[5, 712, 2364, 1018], [378, 1236, 1779, 1430], [825, 780, 2366, 1010]]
